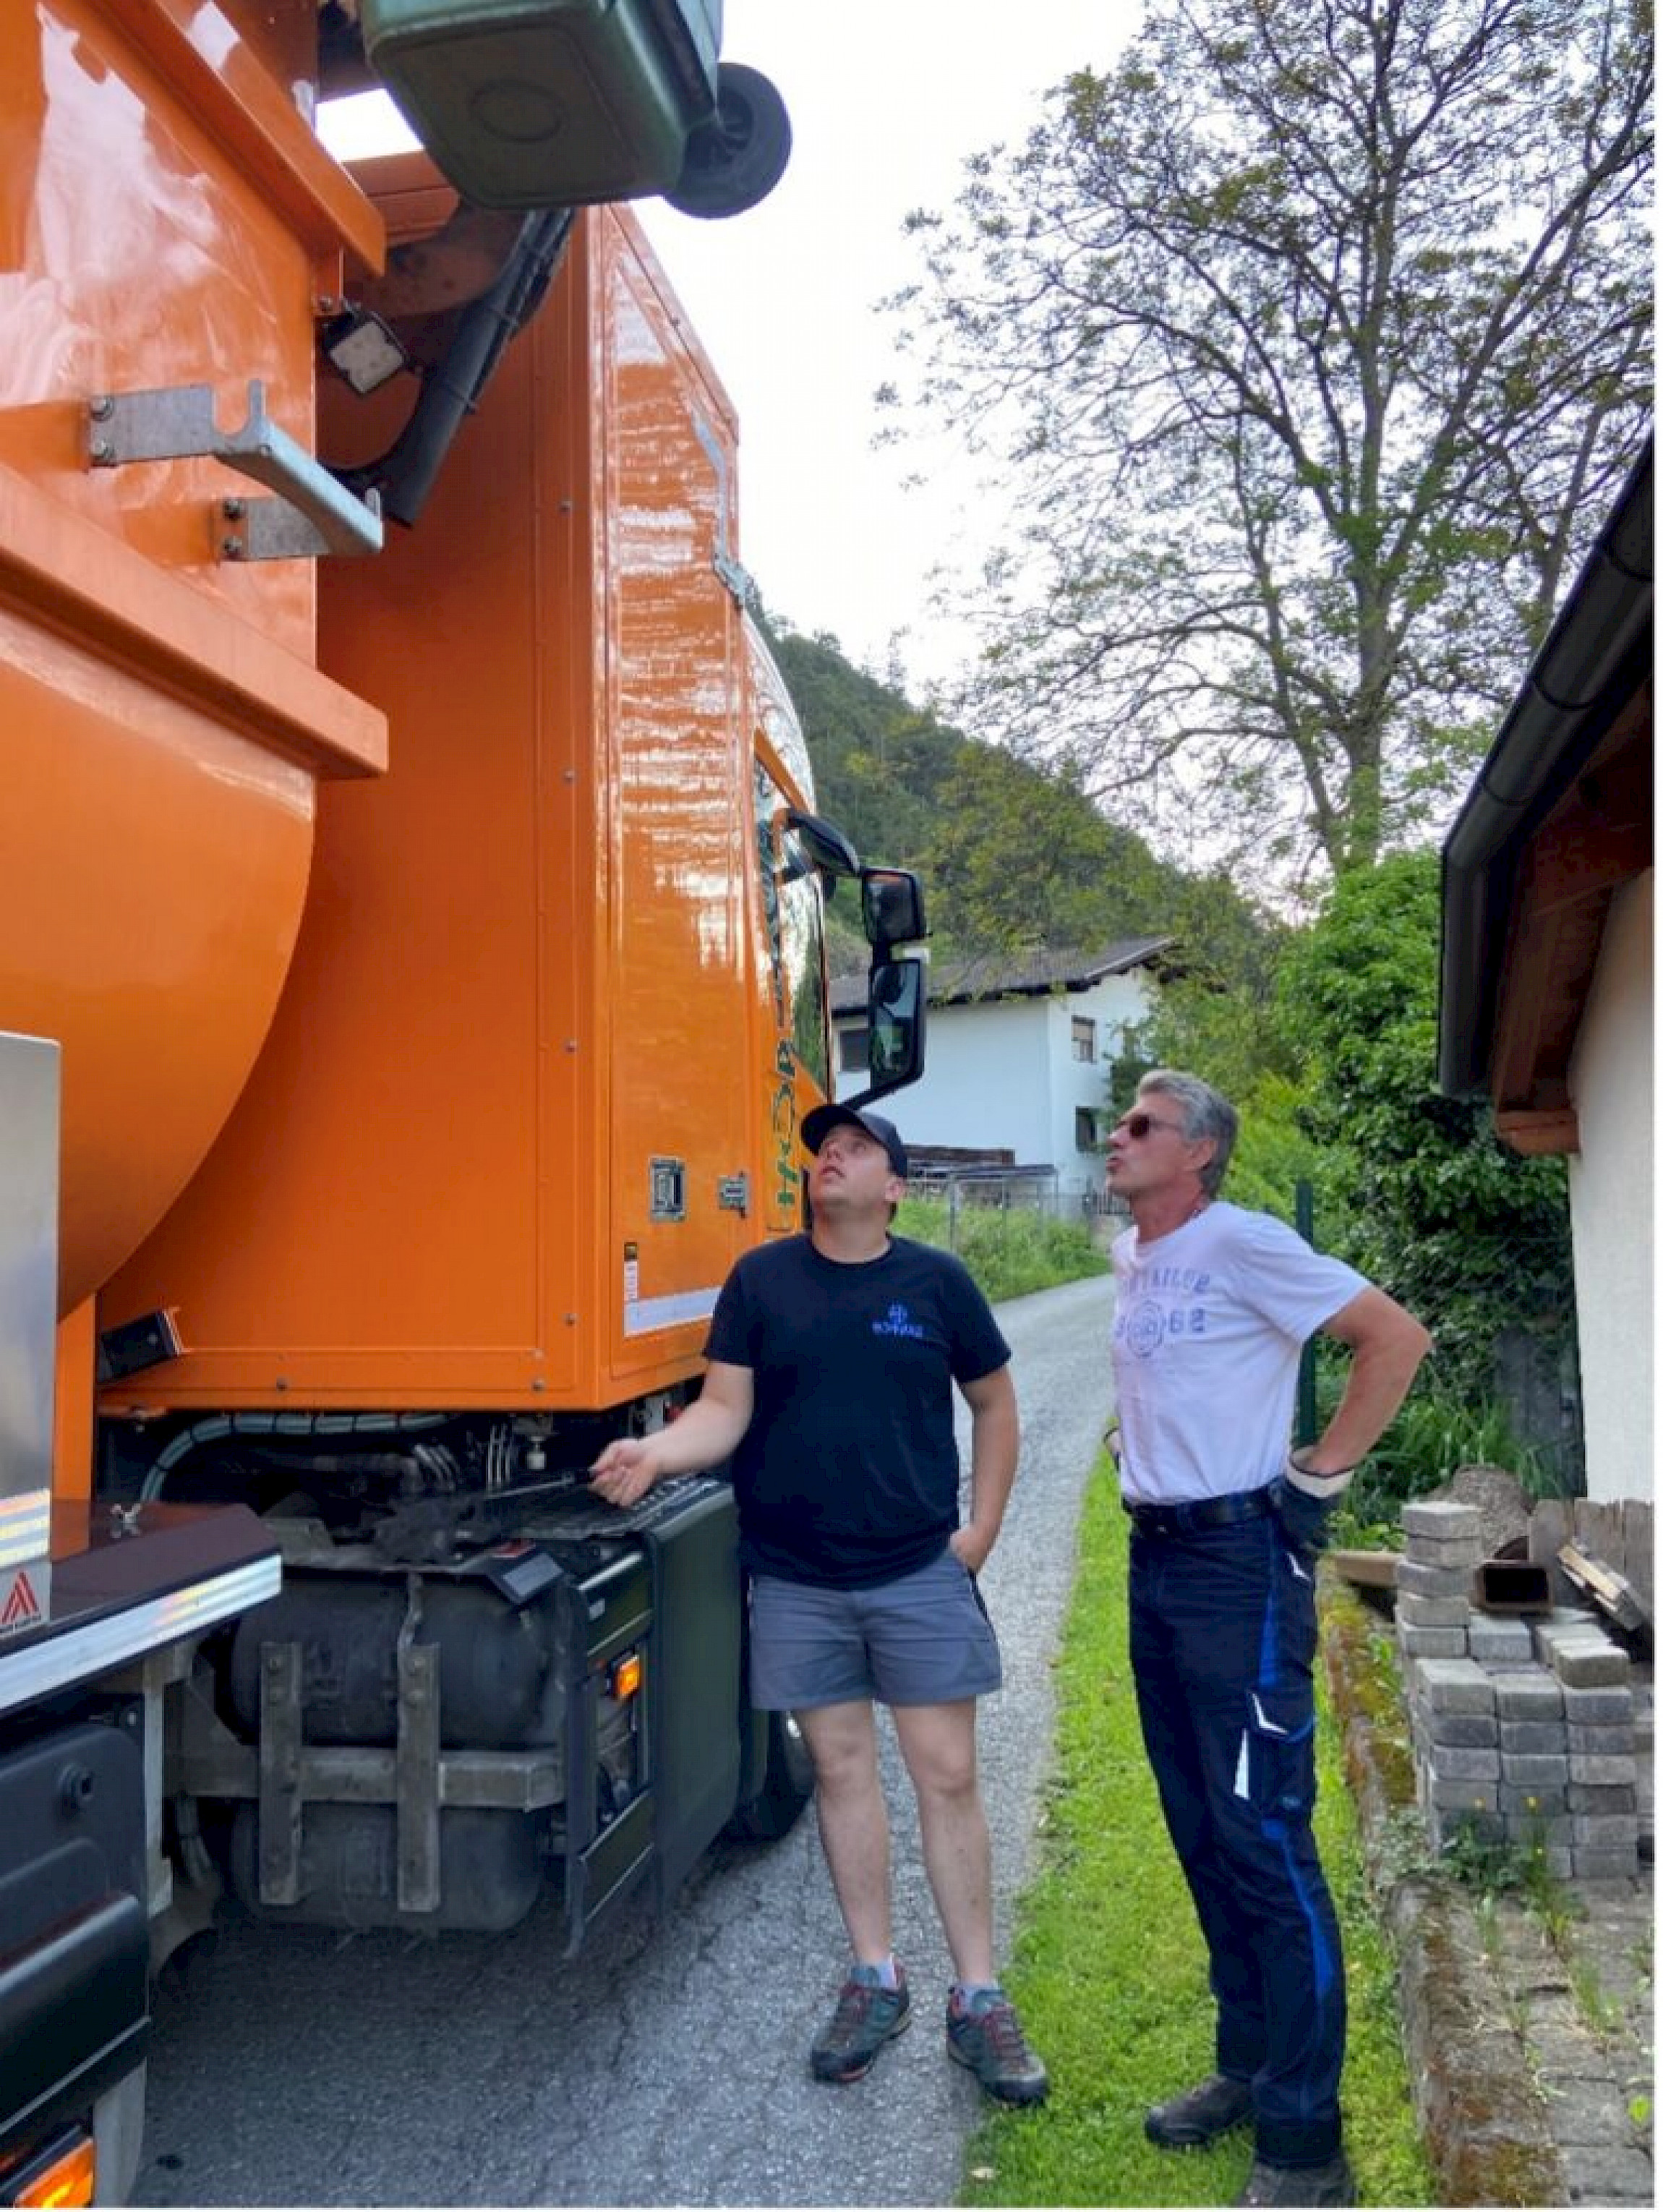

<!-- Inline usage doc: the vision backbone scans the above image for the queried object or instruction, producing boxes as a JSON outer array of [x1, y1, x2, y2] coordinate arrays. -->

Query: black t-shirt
[[702, 1234, 1011, 1589]]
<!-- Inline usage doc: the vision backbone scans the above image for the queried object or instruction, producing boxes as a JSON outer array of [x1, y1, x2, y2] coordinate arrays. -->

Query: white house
[[832, 940, 1170, 1202], [1438, 437, 1652, 1503]]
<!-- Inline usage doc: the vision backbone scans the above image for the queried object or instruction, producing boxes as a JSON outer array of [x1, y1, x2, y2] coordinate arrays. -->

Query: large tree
[[883, 0, 1652, 874]]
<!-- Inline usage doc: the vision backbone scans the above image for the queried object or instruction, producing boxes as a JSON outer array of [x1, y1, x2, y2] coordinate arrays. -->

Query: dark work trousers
[[1129, 1516, 1346, 2168]]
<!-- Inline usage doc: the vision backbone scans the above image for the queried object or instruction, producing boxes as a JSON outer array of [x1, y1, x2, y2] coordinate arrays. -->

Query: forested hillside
[[766, 620, 1275, 988]]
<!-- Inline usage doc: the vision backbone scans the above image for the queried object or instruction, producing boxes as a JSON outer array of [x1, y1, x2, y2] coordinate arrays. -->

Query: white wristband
[[1284, 1448, 1357, 1500]]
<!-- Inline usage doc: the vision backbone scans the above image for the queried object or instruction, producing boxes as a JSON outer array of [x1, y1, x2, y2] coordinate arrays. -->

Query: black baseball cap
[[800, 1102, 908, 1179]]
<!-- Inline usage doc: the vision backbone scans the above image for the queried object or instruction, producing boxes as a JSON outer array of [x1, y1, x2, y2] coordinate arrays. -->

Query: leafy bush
[[1283, 853, 1578, 1427], [896, 1195, 1107, 1304]]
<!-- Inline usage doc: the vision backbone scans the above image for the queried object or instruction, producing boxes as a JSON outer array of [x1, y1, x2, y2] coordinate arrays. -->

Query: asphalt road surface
[[133, 1272, 1116, 2208]]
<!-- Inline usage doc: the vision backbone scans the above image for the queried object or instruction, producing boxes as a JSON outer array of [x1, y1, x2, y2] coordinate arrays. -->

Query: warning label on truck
[[0, 1563, 48, 1637]]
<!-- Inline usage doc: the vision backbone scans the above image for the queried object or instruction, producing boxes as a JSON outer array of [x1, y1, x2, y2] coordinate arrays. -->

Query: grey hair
[[1137, 1069, 1238, 1197]]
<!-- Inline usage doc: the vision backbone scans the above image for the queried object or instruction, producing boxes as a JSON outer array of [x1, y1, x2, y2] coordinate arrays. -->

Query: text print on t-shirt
[[872, 1301, 927, 1341], [1114, 1261, 1213, 1361]]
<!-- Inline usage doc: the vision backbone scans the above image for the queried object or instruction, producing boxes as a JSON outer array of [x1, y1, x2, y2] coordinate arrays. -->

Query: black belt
[[1124, 1487, 1275, 1538]]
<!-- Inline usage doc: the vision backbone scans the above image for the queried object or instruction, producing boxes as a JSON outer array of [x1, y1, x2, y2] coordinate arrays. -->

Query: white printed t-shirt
[[1110, 1201, 1368, 1506]]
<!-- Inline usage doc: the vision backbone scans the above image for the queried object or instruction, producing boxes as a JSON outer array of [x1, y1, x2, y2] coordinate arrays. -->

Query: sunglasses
[[1117, 1111, 1188, 1140]]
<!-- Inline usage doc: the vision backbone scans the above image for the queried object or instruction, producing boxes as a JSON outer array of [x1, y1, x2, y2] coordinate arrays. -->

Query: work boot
[[1234, 2152, 1357, 2206], [1144, 2071, 1254, 2147], [945, 1988, 1050, 2104], [808, 1967, 911, 2083]]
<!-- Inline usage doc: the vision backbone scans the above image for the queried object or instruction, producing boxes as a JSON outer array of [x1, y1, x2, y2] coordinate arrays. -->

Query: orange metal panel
[[98, 208, 831, 1421], [99, 222, 602, 1408], [594, 210, 751, 1384]]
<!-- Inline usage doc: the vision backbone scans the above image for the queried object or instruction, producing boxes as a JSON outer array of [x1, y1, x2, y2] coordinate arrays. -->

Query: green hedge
[[897, 1195, 1109, 1304]]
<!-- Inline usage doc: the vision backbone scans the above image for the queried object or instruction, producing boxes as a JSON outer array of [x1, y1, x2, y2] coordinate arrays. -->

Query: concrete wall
[[835, 968, 1155, 1197], [1566, 868, 1654, 1501]]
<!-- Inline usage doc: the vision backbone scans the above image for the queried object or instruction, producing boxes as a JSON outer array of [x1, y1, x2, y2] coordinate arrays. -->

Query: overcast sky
[[325, 3, 1142, 696], [636, 2, 1142, 693]]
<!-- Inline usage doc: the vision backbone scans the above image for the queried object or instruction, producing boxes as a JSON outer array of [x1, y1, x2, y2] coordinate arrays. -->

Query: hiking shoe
[[809, 1969, 911, 2083], [945, 1989, 1050, 2104], [1145, 2071, 1254, 2147], [1235, 2153, 1356, 2207]]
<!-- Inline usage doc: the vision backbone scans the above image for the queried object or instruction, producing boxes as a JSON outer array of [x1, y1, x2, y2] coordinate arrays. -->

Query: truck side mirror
[[858, 957, 925, 1098], [859, 867, 925, 951]]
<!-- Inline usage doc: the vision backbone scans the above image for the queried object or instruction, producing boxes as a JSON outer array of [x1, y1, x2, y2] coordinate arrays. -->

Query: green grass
[[961, 1462, 1435, 2206], [897, 1195, 1109, 1304]]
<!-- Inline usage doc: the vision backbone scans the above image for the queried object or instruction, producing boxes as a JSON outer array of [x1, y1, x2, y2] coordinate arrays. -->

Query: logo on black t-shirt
[[872, 1301, 926, 1341]]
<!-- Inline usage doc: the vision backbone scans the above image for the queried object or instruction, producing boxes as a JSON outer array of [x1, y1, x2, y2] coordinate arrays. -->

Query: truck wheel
[[726, 1709, 813, 1840], [664, 63, 792, 219]]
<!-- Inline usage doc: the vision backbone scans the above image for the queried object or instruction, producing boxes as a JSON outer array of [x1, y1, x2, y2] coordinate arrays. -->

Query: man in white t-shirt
[[1106, 1070, 1429, 2211]]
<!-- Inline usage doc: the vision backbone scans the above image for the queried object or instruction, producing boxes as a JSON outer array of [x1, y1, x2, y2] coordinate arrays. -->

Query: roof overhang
[[1437, 438, 1654, 1148]]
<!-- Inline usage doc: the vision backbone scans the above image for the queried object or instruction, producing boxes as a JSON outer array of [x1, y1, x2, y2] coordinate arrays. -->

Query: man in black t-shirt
[[591, 1103, 1048, 2106]]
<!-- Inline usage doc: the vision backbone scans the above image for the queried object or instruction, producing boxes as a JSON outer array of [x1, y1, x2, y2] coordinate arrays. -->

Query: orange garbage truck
[[0, 4, 925, 2200]]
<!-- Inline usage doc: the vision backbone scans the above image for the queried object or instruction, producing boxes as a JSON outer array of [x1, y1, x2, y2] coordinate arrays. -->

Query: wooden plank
[[1529, 1500, 1576, 1607], [1620, 1501, 1654, 1613]]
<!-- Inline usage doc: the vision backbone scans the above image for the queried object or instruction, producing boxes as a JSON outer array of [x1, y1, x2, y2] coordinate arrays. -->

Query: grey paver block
[[1570, 1754, 1638, 1785], [1500, 1783, 1568, 1816], [1568, 1782, 1638, 1813], [1573, 1814, 1641, 1848], [1568, 1722, 1636, 1753], [1429, 1775, 1499, 1810], [1502, 1720, 1569, 1754], [1561, 1684, 1634, 1724], [1401, 1534, 1484, 1570], [1399, 1623, 1469, 1659], [1402, 1499, 1482, 1539], [1398, 1592, 1472, 1628], [1396, 1558, 1474, 1600], [1492, 1670, 1564, 1720], [1547, 1643, 1633, 1688], [1430, 1745, 1501, 1781], [1415, 1657, 1496, 1712], [1431, 1712, 1500, 1747], [1501, 1752, 1570, 1785], [1469, 1618, 1538, 1661]]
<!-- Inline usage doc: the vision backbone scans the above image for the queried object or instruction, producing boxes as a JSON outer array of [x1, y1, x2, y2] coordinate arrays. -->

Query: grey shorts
[[748, 1549, 1003, 1711]]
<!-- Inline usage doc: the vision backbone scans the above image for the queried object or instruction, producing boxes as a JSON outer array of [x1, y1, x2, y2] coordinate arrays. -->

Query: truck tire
[[664, 63, 791, 219], [725, 1709, 813, 1841]]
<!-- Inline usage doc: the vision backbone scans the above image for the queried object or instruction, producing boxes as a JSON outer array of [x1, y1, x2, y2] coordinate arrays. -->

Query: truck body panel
[[97, 201, 815, 1412]]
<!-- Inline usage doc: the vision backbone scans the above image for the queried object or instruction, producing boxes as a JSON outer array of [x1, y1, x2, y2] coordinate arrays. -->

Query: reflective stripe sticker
[[1234, 1727, 1251, 1799], [1250, 1690, 1291, 1736]]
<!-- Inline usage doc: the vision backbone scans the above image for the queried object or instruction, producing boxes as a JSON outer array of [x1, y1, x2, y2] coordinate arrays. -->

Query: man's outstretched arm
[[590, 1360, 755, 1508]]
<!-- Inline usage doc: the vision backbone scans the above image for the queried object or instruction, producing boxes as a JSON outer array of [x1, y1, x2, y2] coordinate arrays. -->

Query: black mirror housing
[[784, 808, 860, 879]]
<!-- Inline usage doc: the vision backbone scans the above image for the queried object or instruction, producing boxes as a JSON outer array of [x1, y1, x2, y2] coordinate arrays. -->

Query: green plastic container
[[359, 0, 722, 208]]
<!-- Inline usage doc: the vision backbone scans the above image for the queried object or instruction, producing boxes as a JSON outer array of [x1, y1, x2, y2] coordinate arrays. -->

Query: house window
[[1075, 1107, 1098, 1150], [1072, 1016, 1097, 1062], [839, 1025, 870, 1075]]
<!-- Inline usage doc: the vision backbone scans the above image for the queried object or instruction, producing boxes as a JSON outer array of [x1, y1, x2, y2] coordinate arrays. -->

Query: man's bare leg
[[797, 1699, 892, 1961], [891, 1699, 995, 1984]]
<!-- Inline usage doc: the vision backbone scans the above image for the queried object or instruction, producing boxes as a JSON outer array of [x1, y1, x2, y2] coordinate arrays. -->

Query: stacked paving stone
[[1396, 1499, 1641, 1881]]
